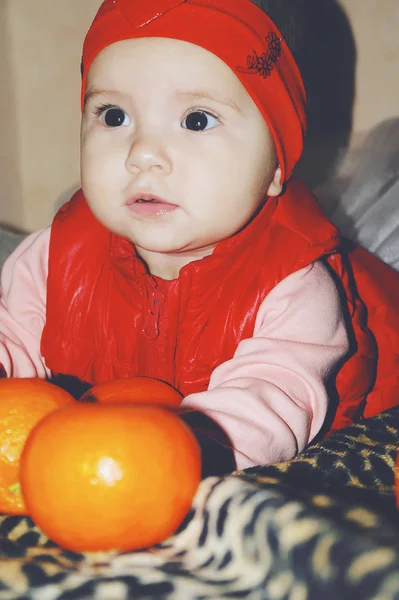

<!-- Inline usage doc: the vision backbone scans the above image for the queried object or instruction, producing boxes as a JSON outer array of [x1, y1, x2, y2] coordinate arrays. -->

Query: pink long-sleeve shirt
[[0, 228, 349, 469]]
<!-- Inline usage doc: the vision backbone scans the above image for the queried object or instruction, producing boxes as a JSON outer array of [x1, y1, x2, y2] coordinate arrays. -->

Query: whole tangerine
[[20, 403, 201, 552], [0, 378, 76, 515], [80, 377, 182, 407]]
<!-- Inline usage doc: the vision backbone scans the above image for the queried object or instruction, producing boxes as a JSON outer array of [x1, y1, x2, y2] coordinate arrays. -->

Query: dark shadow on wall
[[252, 0, 357, 189]]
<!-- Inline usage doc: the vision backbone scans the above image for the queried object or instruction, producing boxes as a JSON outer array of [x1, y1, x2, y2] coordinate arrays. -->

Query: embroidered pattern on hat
[[237, 32, 282, 79]]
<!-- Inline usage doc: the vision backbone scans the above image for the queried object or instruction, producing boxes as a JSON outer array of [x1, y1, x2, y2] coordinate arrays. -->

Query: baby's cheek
[[81, 146, 112, 186]]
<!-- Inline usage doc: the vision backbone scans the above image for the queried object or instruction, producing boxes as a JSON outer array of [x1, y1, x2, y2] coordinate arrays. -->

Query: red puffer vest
[[41, 179, 399, 433]]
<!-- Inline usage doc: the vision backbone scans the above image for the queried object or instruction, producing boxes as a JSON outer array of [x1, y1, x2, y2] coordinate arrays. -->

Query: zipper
[[141, 277, 165, 339]]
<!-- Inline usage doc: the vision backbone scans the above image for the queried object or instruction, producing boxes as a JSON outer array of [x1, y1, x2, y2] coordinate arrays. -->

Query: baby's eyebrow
[[83, 87, 123, 106], [176, 91, 243, 114], [83, 87, 243, 115]]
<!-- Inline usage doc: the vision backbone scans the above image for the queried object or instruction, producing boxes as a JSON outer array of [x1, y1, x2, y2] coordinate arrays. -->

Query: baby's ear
[[267, 166, 282, 197]]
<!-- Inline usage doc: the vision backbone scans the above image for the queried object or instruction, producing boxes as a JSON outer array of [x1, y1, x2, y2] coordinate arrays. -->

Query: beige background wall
[[341, 0, 399, 134], [0, 0, 100, 231], [0, 0, 398, 232]]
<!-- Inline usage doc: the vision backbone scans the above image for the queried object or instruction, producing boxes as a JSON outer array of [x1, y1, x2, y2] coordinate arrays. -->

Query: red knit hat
[[81, 0, 306, 182]]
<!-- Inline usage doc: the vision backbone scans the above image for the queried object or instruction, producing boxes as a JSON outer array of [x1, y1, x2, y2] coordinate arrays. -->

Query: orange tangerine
[[20, 403, 201, 552]]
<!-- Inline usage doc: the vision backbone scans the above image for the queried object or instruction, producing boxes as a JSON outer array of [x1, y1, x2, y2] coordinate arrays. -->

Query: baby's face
[[81, 37, 281, 278]]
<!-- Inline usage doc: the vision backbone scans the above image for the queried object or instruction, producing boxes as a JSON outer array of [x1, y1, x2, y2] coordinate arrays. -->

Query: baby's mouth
[[127, 193, 173, 205], [126, 194, 178, 215]]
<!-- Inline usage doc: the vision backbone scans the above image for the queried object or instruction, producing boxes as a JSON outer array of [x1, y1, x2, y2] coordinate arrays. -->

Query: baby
[[1, 0, 398, 476]]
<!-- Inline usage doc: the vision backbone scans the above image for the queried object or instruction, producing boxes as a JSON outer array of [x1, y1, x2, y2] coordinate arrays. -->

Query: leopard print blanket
[[1, 407, 399, 600]]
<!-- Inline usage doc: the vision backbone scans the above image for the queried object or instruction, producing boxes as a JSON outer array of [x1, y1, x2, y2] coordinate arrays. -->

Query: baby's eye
[[95, 105, 131, 128], [181, 111, 219, 132]]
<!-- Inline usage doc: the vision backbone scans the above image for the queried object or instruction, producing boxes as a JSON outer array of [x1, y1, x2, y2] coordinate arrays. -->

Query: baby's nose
[[125, 135, 172, 174]]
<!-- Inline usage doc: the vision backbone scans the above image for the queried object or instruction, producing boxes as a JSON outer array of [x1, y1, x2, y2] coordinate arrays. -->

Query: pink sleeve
[[0, 228, 51, 378], [182, 262, 349, 470]]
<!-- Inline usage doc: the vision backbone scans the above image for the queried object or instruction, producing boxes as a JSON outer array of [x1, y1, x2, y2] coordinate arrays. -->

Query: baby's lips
[[127, 193, 174, 205]]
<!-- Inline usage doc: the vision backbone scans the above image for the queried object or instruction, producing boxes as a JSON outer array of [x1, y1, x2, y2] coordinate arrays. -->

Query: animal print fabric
[[1, 407, 399, 600]]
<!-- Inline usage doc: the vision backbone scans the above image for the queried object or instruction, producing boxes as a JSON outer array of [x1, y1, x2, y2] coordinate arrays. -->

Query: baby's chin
[[132, 237, 219, 277], [132, 240, 200, 258]]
